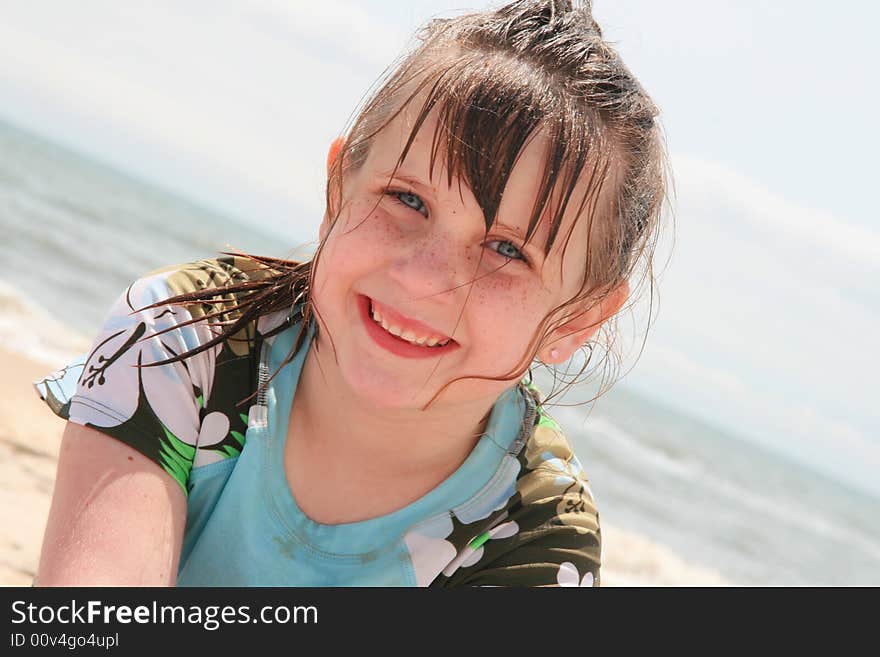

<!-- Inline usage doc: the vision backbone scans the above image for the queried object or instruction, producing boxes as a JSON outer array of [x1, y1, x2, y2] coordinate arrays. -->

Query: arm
[[33, 259, 274, 585], [36, 421, 187, 586], [32, 263, 227, 586]]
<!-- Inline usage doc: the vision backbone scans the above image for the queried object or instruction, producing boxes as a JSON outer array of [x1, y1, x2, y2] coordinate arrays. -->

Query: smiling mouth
[[366, 298, 454, 348]]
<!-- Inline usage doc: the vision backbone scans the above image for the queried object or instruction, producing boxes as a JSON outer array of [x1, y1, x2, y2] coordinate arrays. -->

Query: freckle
[[128, 456, 133, 461]]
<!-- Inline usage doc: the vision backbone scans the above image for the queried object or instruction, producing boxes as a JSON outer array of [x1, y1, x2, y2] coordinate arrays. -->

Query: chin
[[341, 365, 437, 410]]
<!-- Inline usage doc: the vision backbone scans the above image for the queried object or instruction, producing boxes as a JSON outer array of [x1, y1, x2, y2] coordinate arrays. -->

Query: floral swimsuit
[[34, 257, 601, 587]]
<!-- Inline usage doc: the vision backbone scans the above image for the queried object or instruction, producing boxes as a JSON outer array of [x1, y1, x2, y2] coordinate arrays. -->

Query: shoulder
[[33, 255, 298, 493], [128, 255, 297, 347], [134, 255, 285, 310], [519, 384, 599, 534], [427, 382, 602, 587], [148, 254, 284, 289]]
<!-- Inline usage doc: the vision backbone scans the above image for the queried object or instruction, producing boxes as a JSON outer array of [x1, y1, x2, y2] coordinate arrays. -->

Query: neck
[[291, 340, 501, 483]]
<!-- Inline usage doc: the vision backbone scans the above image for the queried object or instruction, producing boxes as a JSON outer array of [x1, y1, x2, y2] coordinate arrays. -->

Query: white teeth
[[369, 301, 451, 347]]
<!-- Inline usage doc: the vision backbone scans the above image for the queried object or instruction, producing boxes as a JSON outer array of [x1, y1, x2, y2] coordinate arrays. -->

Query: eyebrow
[[495, 219, 551, 249], [496, 223, 527, 239], [380, 169, 547, 249], [379, 170, 436, 192]]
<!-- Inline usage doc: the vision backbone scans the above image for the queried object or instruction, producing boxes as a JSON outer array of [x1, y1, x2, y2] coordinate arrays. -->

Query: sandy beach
[[0, 347, 65, 585], [0, 346, 728, 587]]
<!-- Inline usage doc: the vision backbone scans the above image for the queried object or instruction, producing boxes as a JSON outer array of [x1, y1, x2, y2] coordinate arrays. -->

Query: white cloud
[[0, 23, 307, 199], [672, 153, 880, 267], [243, 0, 408, 66]]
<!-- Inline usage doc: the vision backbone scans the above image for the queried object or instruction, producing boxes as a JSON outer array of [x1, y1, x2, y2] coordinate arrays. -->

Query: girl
[[33, 0, 667, 586]]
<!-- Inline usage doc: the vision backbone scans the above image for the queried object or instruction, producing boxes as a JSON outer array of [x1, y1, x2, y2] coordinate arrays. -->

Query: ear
[[326, 135, 345, 175], [320, 136, 347, 242], [540, 280, 630, 365]]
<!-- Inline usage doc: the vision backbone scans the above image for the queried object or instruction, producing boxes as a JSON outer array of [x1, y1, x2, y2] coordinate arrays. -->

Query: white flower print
[[71, 272, 221, 451], [257, 309, 291, 339], [192, 411, 232, 467], [403, 514, 457, 587], [556, 561, 595, 587], [539, 451, 595, 501], [441, 518, 520, 576]]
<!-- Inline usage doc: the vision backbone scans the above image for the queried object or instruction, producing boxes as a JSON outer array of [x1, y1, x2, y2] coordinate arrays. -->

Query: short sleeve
[[33, 264, 230, 494], [444, 469, 601, 587]]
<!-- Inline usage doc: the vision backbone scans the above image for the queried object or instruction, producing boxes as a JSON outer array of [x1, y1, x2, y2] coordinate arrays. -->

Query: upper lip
[[366, 296, 455, 342]]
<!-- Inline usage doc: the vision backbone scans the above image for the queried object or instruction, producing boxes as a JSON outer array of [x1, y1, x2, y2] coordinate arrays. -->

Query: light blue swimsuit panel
[[176, 317, 527, 586]]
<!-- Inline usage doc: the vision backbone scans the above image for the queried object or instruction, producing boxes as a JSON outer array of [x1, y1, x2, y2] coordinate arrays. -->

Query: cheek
[[467, 275, 544, 345], [323, 205, 403, 266]]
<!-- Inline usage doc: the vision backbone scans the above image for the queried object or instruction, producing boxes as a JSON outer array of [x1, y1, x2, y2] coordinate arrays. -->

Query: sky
[[0, 0, 877, 496]]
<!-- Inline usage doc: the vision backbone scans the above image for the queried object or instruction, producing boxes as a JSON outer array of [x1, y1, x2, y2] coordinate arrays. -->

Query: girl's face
[[311, 104, 604, 411]]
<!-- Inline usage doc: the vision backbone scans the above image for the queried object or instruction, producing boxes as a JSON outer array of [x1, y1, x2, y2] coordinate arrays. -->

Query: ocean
[[2, 119, 878, 586]]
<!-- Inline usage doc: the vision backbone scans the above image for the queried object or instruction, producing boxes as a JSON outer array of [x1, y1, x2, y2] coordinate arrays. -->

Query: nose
[[386, 233, 465, 307]]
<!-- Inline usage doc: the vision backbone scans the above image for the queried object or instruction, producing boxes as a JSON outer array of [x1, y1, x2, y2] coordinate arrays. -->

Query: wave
[[601, 521, 731, 586], [558, 407, 706, 481], [0, 278, 91, 367]]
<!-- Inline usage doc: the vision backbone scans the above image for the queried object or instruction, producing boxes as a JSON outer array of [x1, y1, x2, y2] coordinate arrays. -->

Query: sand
[[0, 347, 65, 585]]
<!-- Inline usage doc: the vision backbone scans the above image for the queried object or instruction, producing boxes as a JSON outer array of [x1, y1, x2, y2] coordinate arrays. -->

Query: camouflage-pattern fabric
[[34, 257, 602, 587]]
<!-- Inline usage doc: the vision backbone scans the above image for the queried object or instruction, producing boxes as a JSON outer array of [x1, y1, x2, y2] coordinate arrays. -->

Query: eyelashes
[[392, 190, 428, 216], [384, 189, 531, 267]]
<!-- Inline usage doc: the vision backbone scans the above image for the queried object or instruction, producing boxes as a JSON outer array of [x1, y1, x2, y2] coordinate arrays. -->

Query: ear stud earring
[[549, 348, 559, 360]]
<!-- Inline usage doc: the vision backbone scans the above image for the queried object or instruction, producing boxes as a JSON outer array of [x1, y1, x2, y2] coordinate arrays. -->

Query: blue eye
[[386, 188, 530, 267], [388, 190, 428, 217], [486, 239, 530, 266]]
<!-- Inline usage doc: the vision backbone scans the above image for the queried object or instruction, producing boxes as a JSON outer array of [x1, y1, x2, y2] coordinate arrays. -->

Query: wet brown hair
[[138, 0, 671, 409]]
